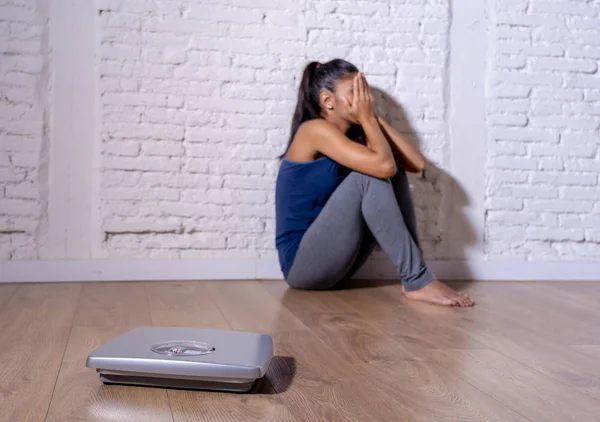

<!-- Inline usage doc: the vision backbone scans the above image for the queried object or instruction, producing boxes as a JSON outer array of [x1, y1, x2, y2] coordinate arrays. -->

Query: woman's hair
[[280, 58, 359, 158]]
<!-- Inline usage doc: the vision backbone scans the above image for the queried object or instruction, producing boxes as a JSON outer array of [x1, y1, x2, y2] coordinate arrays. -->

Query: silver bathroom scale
[[86, 327, 273, 392]]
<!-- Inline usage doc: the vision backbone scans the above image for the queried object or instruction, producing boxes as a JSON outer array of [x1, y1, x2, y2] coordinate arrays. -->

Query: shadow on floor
[[257, 356, 295, 394]]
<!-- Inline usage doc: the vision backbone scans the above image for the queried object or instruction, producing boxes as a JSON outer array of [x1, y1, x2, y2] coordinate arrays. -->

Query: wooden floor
[[1, 280, 600, 421]]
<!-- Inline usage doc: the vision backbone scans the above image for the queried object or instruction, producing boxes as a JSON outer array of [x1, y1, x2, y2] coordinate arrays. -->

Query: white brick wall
[[485, 0, 600, 260], [1, 0, 599, 269], [0, 0, 46, 260], [97, 0, 450, 260]]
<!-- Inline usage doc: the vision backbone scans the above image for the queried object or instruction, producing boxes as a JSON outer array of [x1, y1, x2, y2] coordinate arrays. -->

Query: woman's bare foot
[[402, 280, 474, 307]]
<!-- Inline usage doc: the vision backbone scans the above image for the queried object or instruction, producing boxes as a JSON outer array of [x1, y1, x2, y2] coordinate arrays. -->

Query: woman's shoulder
[[297, 118, 338, 136]]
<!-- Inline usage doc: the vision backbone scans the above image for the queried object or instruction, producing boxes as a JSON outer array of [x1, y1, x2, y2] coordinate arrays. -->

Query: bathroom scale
[[86, 327, 273, 392]]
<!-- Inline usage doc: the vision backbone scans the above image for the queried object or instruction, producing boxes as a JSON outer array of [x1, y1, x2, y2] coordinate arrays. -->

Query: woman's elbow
[[378, 159, 397, 178]]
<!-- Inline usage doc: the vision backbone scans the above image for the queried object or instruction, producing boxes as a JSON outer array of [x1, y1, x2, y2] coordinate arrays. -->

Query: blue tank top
[[275, 156, 350, 278]]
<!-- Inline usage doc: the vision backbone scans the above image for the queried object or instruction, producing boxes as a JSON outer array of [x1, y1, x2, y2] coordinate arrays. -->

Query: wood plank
[[447, 306, 600, 401], [73, 282, 153, 327], [261, 281, 356, 313], [351, 358, 530, 422], [290, 311, 414, 364], [426, 349, 600, 422], [337, 284, 487, 352], [457, 281, 600, 345], [268, 330, 415, 422], [0, 284, 18, 313], [207, 281, 307, 334], [0, 284, 80, 422], [145, 281, 230, 330], [45, 325, 173, 422], [572, 346, 600, 359], [169, 381, 296, 422], [156, 281, 297, 421]]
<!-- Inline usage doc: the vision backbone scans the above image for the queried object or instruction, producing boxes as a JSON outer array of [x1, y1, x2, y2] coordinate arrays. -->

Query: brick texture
[[0, 0, 46, 260], [485, 0, 600, 260], [2, 0, 599, 265], [97, 0, 450, 259]]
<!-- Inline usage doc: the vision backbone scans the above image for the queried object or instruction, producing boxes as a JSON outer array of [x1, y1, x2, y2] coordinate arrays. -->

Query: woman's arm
[[376, 116, 426, 173], [311, 74, 396, 178]]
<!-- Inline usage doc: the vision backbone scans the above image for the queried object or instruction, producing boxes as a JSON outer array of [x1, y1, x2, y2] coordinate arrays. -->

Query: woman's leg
[[286, 171, 473, 306], [286, 171, 433, 291], [342, 170, 421, 279]]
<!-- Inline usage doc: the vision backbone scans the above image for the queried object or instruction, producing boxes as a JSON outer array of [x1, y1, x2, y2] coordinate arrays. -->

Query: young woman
[[275, 59, 474, 307]]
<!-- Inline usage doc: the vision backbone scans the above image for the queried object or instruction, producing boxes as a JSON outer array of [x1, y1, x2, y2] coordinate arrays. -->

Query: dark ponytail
[[280, 59, 359, 159]]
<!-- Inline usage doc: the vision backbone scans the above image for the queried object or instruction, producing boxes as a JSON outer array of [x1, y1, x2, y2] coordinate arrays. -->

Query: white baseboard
[[1, 258, 599, 283]]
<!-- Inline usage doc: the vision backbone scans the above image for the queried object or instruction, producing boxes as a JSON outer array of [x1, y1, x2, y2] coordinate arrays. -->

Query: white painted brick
[[565, 159, 600, 172], [226, 233, 273, 249], [495, 13, 566, 28], [532, 1, 598, 16], [104, 218, 182, 233], [492, 85, 531, 99], [102, 171, 142, 188], [103, 156, 181, 172], [228, 204, 274, 218], [489, 141, 527, 156], [141, 142, 184, 157], [232, 25, 305, 41], [490, 128, 560, 143], [232, 190, 268, 205], [138, 172, 209, 189], [487, 170, 528, 187], [529, 58, 598, 74], [586, 231, 600, 243], [567, 46, 600, 60], [496, 55, 526, 69], [529, 100, 563, 116], [531, 117, 599, 130], [158, 202, 223, 218], [533, 88, 583, 101], [103, 140, 140, 157], [487, 211, 558, 227], [0, 199, 38, 216], [182, 189, 232, 205], [186, 98, 265, 114], [103, 187, 179, 202], [144, 19, 227, 37], [560, 187, 600, 201], [186, 128, 266, 144], [106, 123, 184, 141], [224, 175, 273, 190], [183, 158, 209, 174], [565, 74, 600, 89], [488, 99, 531, 114], [495, 42, 564, 58], [0, 167, 26, 182], [539, 158, 564, 171], [555, 242, 600, 259], [486, 198, 524, 211], [486, 226, 524, 242], [10, 153, 37, 168], [526, 228, 584, 242], [190, 37, 267, 55], [0, 71, 37, 87], [585, 90, 600, 101], [490, 114, 528, 126], [497, 25, 531, 41], [528, 200, 593, 213], [5, 182, 38, 200], [567, 17, 600, 30], [513, 186, 558, 199]]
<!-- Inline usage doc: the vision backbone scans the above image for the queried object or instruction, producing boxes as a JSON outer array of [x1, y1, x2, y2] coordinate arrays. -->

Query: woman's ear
[[319, 89, 334, 111]]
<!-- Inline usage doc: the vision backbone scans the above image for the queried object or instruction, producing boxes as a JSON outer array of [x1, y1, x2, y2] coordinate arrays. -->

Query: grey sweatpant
[[285, 170, 435, 291]]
